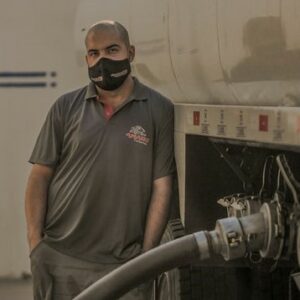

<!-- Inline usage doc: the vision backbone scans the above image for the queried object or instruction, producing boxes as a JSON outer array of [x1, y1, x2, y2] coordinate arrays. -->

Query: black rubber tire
[[155, 219, 192, 300]]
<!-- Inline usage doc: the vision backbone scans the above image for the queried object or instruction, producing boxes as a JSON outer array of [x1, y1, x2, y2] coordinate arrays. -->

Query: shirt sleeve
[[29, 99, 64, 166], [153, 104, 176, 180]]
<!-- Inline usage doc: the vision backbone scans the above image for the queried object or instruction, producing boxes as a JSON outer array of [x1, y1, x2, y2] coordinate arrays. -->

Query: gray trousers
[[30, 241, 152, 300]]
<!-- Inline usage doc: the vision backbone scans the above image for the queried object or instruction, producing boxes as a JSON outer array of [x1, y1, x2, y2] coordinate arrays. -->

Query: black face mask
[[88, 57, 131, 91]]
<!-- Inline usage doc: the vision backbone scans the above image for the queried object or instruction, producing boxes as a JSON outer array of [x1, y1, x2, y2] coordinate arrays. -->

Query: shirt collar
[[85, 77, 148, 102]]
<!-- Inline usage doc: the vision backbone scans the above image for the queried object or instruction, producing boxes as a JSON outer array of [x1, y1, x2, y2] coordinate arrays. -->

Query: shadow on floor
[[0, 278, 33, 300]]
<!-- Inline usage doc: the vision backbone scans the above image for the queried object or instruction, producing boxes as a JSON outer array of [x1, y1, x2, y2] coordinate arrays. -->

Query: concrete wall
[[0, 0, 85, 277]]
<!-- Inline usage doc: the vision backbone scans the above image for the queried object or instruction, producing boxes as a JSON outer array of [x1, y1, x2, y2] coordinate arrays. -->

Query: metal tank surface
[[75, 0, 300, 106]]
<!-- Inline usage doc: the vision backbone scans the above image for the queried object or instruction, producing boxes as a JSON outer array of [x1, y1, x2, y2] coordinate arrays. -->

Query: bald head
[[85, 20, 130, 49]]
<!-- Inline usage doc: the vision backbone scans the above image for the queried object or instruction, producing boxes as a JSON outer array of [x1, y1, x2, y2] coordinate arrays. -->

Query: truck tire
[[155, 219, 191, 300]]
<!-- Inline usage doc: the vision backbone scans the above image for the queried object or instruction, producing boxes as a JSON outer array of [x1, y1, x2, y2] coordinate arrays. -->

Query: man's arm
[[142, 175, 173, 252], [25, 164, 55, 252]]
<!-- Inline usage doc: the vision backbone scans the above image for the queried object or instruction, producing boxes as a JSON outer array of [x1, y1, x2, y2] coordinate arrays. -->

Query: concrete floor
[[0, 279, 33, 300]]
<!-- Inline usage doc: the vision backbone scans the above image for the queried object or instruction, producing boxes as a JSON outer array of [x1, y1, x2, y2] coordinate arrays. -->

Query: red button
[[259, 115, 268, 131], [193, 111, 200, 126]]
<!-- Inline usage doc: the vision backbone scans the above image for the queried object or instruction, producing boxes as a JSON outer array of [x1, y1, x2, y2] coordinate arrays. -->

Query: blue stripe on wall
[[0, 72, 47, 77], [0, 82, 47, 88]]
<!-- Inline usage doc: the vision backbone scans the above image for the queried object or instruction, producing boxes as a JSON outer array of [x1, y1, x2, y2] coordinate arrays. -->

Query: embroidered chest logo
[[126, 125, 150, 146]]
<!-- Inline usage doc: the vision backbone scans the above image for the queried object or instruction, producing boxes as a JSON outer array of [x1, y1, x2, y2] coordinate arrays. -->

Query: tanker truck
[[73, 1, 300, 299], [1, 0, 300, 299]]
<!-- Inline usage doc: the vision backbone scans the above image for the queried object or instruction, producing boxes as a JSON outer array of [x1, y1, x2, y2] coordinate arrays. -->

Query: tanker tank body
[[74, 1, 300, 299]]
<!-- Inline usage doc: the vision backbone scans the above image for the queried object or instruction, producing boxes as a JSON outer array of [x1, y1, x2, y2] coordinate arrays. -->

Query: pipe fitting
[[215, 217, 246, 260]]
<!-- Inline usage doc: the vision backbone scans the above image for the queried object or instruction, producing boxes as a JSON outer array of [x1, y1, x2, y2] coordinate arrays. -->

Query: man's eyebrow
[[87, 49, 99, 54], [106, 44, 121, 50], [87, 44, 120, 53]]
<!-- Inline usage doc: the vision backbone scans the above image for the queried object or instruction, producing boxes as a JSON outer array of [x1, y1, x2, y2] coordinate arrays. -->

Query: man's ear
[[129, 45, 135, 62]]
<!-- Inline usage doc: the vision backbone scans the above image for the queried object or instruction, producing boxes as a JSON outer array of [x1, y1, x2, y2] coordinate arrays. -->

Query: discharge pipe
[[74, 212, 269, 300]]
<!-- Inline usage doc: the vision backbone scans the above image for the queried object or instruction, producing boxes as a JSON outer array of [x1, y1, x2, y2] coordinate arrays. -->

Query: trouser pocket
[[29, 240, 44, 258], [30, 251, 54, 300]]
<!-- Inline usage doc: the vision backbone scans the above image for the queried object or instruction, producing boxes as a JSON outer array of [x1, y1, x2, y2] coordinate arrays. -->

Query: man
[[25, 20, 175, 299]]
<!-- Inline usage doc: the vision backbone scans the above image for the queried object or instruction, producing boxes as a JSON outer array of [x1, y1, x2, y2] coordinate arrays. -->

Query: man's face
[[85, 30, 134, 67]]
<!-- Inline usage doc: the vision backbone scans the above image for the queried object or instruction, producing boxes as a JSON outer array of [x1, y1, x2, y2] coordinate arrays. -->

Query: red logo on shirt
[[126, 126, 150, 146]]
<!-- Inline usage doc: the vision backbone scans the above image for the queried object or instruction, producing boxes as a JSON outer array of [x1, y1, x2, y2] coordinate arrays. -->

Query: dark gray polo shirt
[[29, 78, 175, 263]]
